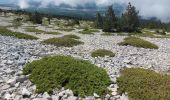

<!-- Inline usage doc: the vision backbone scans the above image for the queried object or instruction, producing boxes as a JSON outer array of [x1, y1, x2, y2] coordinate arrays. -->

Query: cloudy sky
[[1, 0, 170, 22]]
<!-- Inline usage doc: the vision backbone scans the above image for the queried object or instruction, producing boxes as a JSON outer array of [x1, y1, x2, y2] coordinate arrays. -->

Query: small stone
[[111, 91, 117, 96], [111, 77, 117, 83], [85, 96, 95, 100], [6, 60, 13, 65], [120, 93, 128, 100], [65, 89, 73, 96], [6, 78, 16, 86], [105, 94, 110, 100], [51, 95, 59, 100], [14, 82, 20, 87], [21, 88, 31, 98], [66, 96, 77, 100], [43, 92, 51, 100], [94, 93, 100, 98], [1, 84, 11, 90], [16, 75, 28, 83], [4, 92, 13, 100]]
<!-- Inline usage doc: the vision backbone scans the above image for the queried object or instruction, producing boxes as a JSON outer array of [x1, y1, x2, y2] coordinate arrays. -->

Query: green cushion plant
[[23, 56, 111, 97]]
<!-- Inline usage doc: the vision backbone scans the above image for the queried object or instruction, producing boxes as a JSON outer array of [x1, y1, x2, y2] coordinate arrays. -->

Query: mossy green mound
[[45, 32, 61, 35], [62, 34, 80, 39], [23, 56, 111, 97], [25, 27, 44, 33], [117, 68, 170, 100], [119, 36, 158, 49], [91, 49, 115, 57], [0, 27, 38, 40], [42, 37, 83, 47]]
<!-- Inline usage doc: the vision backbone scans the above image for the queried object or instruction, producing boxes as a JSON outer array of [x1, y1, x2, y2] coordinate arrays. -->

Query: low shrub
[[117, 68, 170, 100], [91, 49, 115, 57], [119, 36, 158, 49], [23, 56, 111, 97], [62, 34, 80, 39], [42, 37, 83, 47], [0, 27, 38, 40]]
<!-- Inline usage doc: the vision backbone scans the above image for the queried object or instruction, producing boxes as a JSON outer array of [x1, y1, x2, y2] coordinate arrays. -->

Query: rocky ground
[[1, 16, 170, 100]]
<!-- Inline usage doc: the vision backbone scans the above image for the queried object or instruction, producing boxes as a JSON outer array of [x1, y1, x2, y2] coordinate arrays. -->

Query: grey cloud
[[17, 0, 170, 22]]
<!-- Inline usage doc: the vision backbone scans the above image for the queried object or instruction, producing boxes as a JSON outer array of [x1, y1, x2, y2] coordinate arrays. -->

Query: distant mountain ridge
[[0, 2, 126, 19]]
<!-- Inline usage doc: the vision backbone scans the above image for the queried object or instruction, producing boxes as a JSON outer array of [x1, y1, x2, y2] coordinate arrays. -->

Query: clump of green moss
[[117, 68, 170, 100], [91, 49, 115, 57], [25, 27, 44, 33], [45, 32, 61, 35], [62, 34, 80, 39], [42, 36, 83, 47], [119, 36, 158, 49], [0, 27, 38, 40], [23, 56, 111, 97]]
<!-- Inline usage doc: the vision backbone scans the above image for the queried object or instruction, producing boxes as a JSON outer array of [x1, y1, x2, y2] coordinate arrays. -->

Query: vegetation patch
[[42, 37, 83, 47], [62, 34, 80, 39], [25, 27, 44, 33], [117, 68, 170, 100], [45, 32, 61, 35], [102, 32, 113, 36], [80, 28, 99, 35], [91, 49, 115, 57], [0, 27, 38, 40], [119, 36, 158, 49], [56, 28, 74, 32], [23, 56, 111, 96]]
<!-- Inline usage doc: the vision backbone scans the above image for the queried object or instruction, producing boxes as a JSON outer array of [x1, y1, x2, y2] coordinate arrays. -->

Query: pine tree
[[95, 12, 103, 28], [121, 2, 139, 32], [103, 5, 117, 32]]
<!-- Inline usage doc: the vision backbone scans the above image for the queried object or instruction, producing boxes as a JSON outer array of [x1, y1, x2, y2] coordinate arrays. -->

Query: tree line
[[95, 3, 139, 33]]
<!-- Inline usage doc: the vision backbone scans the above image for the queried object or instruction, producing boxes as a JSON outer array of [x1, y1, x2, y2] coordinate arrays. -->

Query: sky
[[1, 0, 170, 22]]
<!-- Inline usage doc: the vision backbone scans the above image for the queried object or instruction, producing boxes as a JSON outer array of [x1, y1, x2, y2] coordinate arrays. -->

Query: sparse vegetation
[[117, 68, 170, 100], [42, 37, 83, 47], [102, 32, 113, 36], [56, 28, 74, 32], [45, 32, 61, 35], [25, 28, 44, 33], [80, 28, 99, 35], [12, 18, 22, 28], [23, 56, 111, 96], [91, 49, 115, 57], [119, 36, 158, 49], [0, 27, 38, 40], [62, 34, 80, 39]]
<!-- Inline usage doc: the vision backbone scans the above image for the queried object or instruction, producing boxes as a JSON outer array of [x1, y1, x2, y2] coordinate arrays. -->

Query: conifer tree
[[121, 3, 139, 32], [103, 5, 117, 32], [95, 12, 103, 28]]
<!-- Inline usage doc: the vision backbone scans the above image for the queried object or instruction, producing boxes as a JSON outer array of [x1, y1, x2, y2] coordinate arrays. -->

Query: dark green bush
[[117, 68, 170, 100], [0, 27, 38, 40], [119, 36, 158, 49], [23, 56, 111, 97], [42, 37, 83, 47], [91, 49, 115, 57]]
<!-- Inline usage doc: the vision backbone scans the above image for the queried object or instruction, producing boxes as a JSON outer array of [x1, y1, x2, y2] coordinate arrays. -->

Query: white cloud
[[18, 0, 29, 9]]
